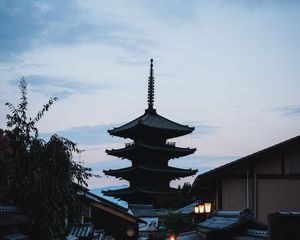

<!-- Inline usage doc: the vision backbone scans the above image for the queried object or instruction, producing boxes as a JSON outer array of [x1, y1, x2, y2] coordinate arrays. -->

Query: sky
[[1, 0, 300, 190]]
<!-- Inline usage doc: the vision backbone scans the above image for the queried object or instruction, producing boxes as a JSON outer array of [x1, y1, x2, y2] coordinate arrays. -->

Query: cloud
[[0, 0, 99, 61], [276, 105, 300, 117], [39, 121, 218, 147], [85, 160, 131, 172], [40, 123, 122, 145], [0, 0, 155, 62], [184, 122, 219, 137], [169, 154, 240, 171], [140, 0, 200, 24], [9, 75, 111, 99]]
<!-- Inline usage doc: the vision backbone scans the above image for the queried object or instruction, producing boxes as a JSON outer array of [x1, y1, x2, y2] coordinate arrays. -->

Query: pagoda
[[103, 59, 197, 204]]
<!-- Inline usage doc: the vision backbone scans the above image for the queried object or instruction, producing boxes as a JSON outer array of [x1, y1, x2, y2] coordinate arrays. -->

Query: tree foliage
[[155, 182, 193, 209], [164, 213, 195, 235], [0, 77, 91, 239]]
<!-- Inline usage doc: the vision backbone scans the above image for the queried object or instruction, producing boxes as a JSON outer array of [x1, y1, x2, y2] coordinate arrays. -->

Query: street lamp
[[199, 204, 205, 213], [194, 202, 212, 221], [194, 205, 199, 214], [194, 203, 210, 214], [126, 227, 135, 237], [170, 234, 176, 240], [204, 202, 212, 213]]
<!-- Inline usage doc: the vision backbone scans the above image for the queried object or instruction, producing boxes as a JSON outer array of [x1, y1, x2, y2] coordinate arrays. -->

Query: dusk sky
[[1, 0, 300, 190]]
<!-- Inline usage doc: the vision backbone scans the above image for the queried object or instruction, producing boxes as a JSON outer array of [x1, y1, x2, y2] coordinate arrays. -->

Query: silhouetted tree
[[155, 182, 193, 209], [164, 212, 194, 235], [0, 77, 91, 239]]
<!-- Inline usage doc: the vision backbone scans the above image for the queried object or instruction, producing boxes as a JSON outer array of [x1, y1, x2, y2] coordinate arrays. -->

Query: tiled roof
[[68, 227, 115, 240], [69, 224, 94, 238], [198, 209, 267, 240], [106, 142, 196, 159], [0, 205, 31, 226], [108, 110, 194, 138], [103, 186, 178, 196], [129, 204, 158, 217], [0, 205, 20, 213], [276, 211, 300, 216], [198, 210, 251, 231], [233, 229, 268, 240], [78, 191, 145, 224], [104, 165, 197, 178], [176, 201, 200, 215], [177, 231, 201, 240], [192, 135, 300, 190], [66, 235, 78, 240], [3, 234, 29, 240], [200, 216, 239, 230]]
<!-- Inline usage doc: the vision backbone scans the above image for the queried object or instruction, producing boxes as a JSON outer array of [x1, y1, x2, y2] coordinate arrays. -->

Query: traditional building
[[74, 190, 144, 240], [191, 135, 300, 224], [103, 59, 197, 204]]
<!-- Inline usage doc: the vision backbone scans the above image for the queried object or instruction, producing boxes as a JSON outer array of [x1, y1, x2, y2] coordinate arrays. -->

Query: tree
[[0, 77, 91, 239], [155, 182, 193, 209], [164, 212, 195, 235]]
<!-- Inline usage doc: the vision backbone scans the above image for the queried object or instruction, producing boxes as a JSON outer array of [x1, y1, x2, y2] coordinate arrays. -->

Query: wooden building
[[191, 135, 300, 223], [77, 190, 145, 240], [103, 59, 197, 204], [0, 205, 31, 239]]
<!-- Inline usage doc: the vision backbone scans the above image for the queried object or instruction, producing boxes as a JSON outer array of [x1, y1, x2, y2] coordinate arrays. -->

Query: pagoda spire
[[104, 59, 197, 205], [147, 59, 155, 110]]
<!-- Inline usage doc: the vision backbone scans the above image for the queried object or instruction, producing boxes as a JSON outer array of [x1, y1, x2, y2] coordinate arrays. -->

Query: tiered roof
[[106, 142, 196, 160], [104, 186, 178, 198], [108, 109, 194, 139], [103, 59, 197, 204], [104, 165, 197, 180]]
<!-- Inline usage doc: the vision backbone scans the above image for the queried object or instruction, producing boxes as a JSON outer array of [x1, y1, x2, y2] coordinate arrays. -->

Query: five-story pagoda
[[103, 59, 197, 204]]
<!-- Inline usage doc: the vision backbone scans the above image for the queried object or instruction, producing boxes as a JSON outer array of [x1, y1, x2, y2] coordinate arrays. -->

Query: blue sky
[[1, 0, 300, 189]]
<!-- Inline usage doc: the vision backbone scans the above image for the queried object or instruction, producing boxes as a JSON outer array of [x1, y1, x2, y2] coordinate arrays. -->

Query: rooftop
[[192, 135, 300, 190], [108, 110, 194, 139]]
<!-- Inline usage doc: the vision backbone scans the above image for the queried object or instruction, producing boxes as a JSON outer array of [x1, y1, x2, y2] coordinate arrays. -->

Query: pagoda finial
[[148, 59, 154, 110]]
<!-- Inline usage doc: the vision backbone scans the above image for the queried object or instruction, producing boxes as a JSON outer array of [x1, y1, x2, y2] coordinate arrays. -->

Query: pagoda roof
[[108, 109, 194, 139], [103, 164, 197, 179], [102, 186, 178, 198], [106, 142, 196, 160]]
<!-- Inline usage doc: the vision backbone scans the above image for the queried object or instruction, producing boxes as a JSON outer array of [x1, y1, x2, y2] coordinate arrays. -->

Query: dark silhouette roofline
[[106, 142, 196, 156], [103, 186, 179, 196], [104, 164, 197, 176], [79, 191, 145, 223], [192, 135, 300, 189], [108, 110, 194, 137]]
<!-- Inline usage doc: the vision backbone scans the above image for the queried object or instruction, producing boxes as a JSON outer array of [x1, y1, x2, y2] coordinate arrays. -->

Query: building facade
[[191, 136, 300, 223]]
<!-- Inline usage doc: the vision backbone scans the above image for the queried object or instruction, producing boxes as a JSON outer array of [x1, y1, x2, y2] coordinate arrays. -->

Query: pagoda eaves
[[103, 59, 197, 205], [103, 165, 197, 180], [108, 110, 194, 140], [106, 142, 196, 160], [102, 186, 179, 204]]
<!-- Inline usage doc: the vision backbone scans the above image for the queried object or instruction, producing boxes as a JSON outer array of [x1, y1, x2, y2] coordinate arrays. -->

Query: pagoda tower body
[[103, 59, 197, 204]]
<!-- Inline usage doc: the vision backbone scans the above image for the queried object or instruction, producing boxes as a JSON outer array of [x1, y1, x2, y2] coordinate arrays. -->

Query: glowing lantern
[[204, 202, 212, 213], [170, 234, 176, 240], [199, 204, 205, 213], [194, 205, 199, 214], [126, 227, 135, 237]]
